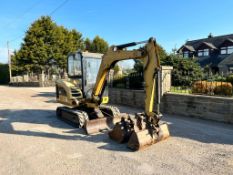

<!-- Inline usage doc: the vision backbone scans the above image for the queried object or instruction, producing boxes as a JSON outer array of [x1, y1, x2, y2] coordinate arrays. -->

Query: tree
[[162, 54, 203, 86], [133, 59, 143, 73], [85, 36, 109, 54], [157, 44, 167, 61], [84, 38, 92, 51], [91, 36, 108, 53], [12, 16, 84, 74], [133, 44, 167, 73], [52, 27, 83, 70], [11, 50, 26, 76], [11, 15, 110, 76]]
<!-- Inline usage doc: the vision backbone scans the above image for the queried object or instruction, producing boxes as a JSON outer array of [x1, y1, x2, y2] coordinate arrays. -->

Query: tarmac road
[[0, 86, 232, 175]]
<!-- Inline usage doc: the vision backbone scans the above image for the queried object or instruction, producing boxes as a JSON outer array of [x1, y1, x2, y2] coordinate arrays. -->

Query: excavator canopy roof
[[73, 51, 104, 59]]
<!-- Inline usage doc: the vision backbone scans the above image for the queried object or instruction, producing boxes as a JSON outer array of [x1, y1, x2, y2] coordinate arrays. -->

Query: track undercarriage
[[56, 105, 121, 134]]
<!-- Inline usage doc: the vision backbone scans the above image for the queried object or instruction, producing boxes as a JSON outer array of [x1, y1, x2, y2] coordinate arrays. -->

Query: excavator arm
[[91, 38, 161, 118]]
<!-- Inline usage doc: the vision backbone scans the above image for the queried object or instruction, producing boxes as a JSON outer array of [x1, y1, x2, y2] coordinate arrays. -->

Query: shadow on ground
[[0, 108, 233, 153], [32, 92, 55, 98], [31, 92, 57, 103], [0, 109, 129, 152]]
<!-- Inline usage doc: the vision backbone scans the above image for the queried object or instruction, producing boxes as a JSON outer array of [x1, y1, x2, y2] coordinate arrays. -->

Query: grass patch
[[170, 86, 191, 94]]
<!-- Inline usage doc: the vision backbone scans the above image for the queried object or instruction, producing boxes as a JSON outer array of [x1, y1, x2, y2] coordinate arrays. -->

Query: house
[[177, 33, 233, 74]]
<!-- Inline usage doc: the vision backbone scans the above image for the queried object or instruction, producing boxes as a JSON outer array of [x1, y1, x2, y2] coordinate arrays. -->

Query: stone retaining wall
[[109, 88, 145, 107], [10, 73, 57, 87], [109, 88, 233, 124], [161, 93, 233, 123], [9, 81, 55, 87], [9, 82, 40, 87]]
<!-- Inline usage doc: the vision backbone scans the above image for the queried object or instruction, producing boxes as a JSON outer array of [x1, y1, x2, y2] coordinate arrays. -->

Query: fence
[[111, 72, 144, 90], [111, 69, 233, 97], [110, 66, 173, 96]]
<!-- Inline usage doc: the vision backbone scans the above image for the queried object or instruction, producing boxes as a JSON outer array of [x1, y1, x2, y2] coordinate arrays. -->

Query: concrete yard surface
[[0, 86, 233, 175]]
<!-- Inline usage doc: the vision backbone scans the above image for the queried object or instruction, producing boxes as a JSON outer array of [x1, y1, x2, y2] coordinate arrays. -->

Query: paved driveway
[[0, 86, 232, 175]]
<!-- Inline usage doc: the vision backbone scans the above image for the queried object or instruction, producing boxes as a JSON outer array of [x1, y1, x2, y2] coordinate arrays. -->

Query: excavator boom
[[91, 38, 160, 117]]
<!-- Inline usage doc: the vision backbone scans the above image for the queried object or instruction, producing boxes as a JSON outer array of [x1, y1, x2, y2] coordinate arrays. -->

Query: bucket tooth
[[127, 123, 170, 151]]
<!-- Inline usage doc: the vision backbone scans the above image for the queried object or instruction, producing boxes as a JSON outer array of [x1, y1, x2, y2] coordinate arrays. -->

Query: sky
[[1, 0, 233, 63]]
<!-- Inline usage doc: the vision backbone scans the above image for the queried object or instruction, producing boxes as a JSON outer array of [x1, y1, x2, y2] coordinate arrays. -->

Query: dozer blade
[[85, 115, 122, 135], [127, 123, 170, 151]]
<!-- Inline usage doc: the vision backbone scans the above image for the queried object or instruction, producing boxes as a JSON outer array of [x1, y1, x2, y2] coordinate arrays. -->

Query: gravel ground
[[0, 86, 232, 175]]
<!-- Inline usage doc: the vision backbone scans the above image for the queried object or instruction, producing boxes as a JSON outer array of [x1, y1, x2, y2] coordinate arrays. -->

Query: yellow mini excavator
[[56, 37, 169, 150], [56, 52, 121, 133]]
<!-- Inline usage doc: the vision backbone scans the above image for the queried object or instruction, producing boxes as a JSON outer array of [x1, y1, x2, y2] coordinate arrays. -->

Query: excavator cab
[[56, 51, 119, 129], [67, 52, 106, 99], [56, 51, 108, 106]]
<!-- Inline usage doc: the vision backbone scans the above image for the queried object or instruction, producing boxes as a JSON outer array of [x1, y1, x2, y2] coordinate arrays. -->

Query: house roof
[[178, 34, 233, 68], [198, 55, 226, 67], [219, 38, 233, 47], [185, 34, 233, 50], [218, 53, 233, 66], [226, 38, 233, 43], [179, 45, 195, 52], [201, 42, 217, 49]]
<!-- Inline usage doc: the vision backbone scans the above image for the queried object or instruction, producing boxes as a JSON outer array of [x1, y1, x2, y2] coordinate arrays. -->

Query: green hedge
[[226, 74, 233, 85], [0, 64, 10, 84]]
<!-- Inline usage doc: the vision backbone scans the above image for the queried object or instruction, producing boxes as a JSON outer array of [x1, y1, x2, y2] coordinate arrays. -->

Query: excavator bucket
[[85, 114, 123, 135], [127, 123, 170, 150], [109, 114, 170, 151], [108, 122, 132, 143]]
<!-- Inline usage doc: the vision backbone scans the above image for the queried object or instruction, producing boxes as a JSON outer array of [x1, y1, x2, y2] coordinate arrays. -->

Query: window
[[204, 49, 209, 56], [68, 53, 82, 77], [229, 67, 233, 74], [221, 47, 227, 54], [183, 51, 189, 58], [228, 46, 233, 54], [198, 49, 209, 57], [220, 46, 233, 55], [198, 51, 202, 57]]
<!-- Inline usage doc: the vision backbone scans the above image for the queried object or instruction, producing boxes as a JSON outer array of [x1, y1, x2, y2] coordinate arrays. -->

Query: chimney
[[208, 33, 213, 38]]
